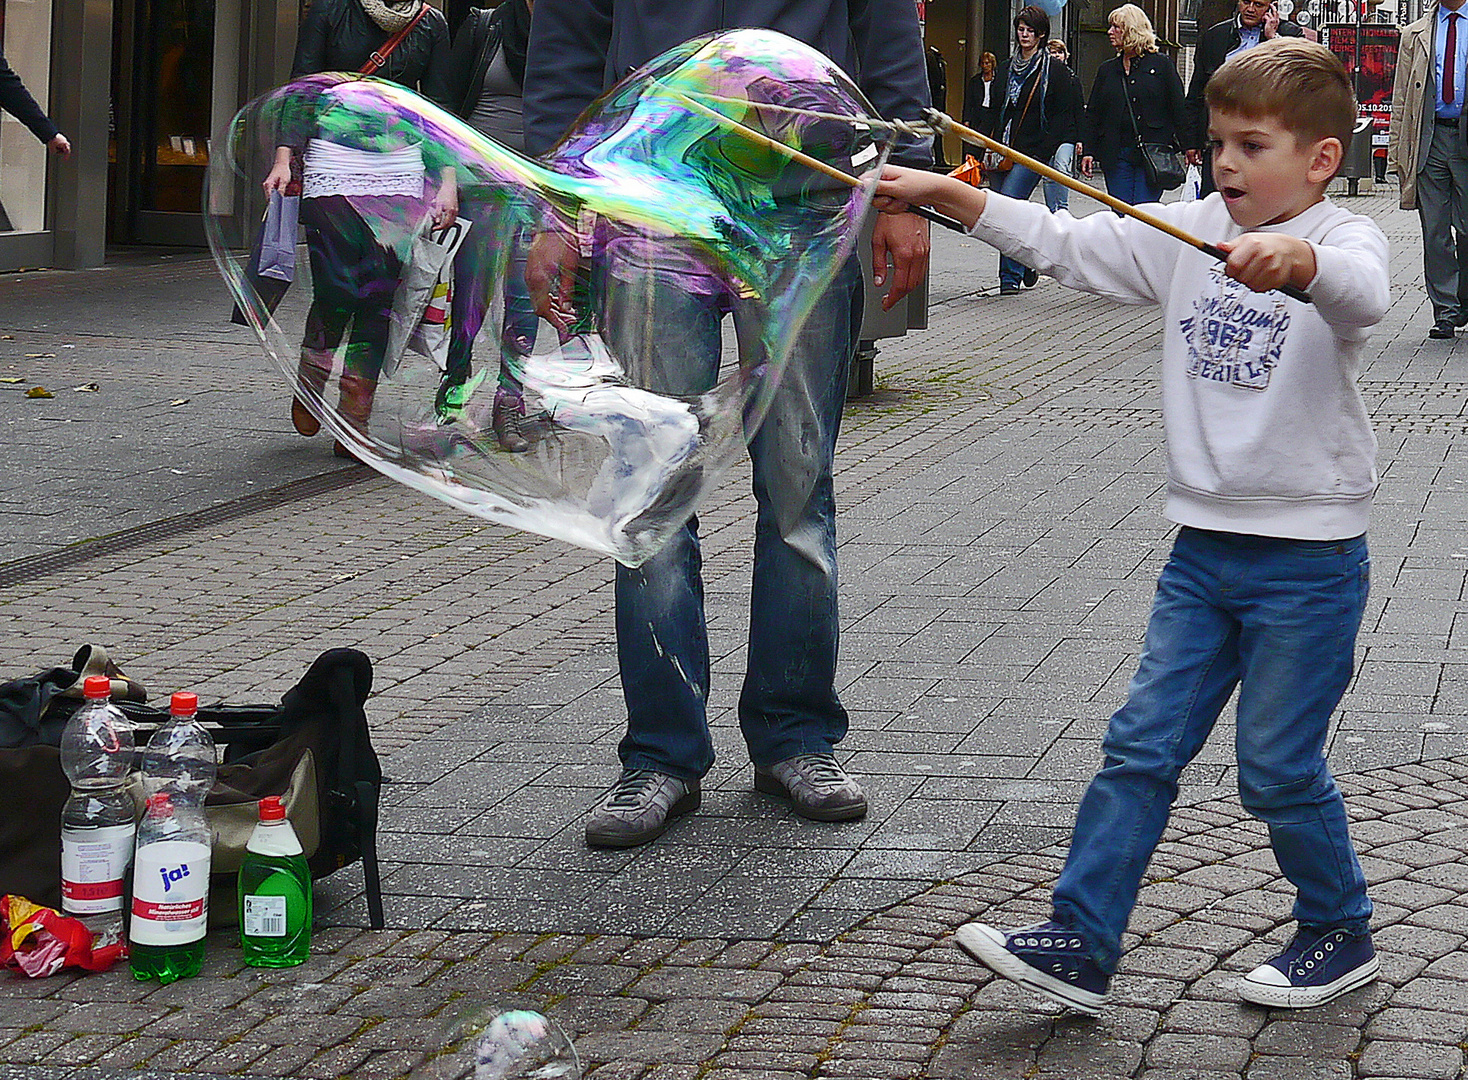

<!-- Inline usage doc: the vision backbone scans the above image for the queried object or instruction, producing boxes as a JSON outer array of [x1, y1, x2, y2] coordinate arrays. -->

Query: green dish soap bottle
[[237, 796, 311, 967]]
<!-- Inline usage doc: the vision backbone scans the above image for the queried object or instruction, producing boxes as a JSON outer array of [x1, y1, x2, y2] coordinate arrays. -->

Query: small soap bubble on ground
[[413, 1007, 580, 1080]]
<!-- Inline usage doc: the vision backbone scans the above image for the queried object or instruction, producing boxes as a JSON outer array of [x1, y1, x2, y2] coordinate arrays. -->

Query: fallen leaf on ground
[[71, 383, 100, 392], [169, 398, 189, 407], [23, 353, 55, 359], [0, 377, 22, 383], [25, 387, 53, 399]]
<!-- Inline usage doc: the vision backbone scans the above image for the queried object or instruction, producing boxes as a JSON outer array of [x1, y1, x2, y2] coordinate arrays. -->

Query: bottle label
[[130, 840, 209, 946], [61, 823, 135, 915], [242, 895, 288, 937]]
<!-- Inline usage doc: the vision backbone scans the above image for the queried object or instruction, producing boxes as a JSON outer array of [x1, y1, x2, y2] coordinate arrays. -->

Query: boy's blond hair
[[1108, 4, 1158, 55], [1206, 39, 1358, 153]]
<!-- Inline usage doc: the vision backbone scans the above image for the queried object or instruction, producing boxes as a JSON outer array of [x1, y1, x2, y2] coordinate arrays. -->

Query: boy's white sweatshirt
[[970, 192, 1390, 540]]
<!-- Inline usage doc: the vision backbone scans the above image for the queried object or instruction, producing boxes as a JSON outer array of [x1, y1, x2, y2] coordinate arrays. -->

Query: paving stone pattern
[[0, 191, 1465, 1078]]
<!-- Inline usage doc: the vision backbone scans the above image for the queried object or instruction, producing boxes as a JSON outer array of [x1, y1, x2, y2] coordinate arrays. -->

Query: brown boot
[[292, 349, 332, 437], [333, 373, 376, 462]]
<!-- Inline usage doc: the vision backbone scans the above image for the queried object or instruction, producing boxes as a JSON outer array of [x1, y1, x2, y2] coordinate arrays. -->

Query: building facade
[[0, 0, 299, 270]]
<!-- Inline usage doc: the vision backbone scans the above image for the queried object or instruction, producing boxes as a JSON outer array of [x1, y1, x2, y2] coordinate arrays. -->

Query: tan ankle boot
[[333, 373, 376, 461], [292, 349, 333, 437]]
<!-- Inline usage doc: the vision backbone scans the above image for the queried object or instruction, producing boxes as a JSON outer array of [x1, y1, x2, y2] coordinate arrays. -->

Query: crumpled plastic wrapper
[[0, 895, 126, 977]]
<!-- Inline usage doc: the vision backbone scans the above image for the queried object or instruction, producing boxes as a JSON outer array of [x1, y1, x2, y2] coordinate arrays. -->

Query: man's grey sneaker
[[1238, 928, 1379, 1009], [754, 753, 867, 821], [953, 920, 1110, 1016], [585, 769, 699, 848]]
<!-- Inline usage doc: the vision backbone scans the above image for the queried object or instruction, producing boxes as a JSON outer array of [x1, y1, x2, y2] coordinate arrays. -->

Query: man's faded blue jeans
[[604, 258, 862, 780], [1052, 526, 1374, 974]]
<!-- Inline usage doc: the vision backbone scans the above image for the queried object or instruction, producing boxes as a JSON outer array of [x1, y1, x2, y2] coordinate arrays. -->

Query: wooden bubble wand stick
[[923, 109, 1312, 304], [659, 84, 969, 234]]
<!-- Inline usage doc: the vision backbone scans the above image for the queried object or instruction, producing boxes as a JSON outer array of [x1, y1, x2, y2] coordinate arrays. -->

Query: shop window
[[0, 0, 53, 234]]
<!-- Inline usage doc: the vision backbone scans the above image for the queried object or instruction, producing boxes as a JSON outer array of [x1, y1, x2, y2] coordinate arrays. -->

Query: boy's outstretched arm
[[875, 165, 987, 230]]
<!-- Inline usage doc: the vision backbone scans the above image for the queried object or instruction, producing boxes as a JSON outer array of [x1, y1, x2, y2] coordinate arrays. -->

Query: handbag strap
[[998, 54, 1045, 137], [1120, 61, 1146, 149], [360, 3, 430, 76], [1009, 56, 1045, 135]]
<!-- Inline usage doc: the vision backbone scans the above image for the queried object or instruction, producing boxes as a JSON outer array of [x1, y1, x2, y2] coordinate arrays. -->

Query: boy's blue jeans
[[1052, 526, 1374, 975]]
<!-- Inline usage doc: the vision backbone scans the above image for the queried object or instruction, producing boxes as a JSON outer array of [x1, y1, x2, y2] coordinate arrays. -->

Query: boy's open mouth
[[1221, 185, 1246, 200]]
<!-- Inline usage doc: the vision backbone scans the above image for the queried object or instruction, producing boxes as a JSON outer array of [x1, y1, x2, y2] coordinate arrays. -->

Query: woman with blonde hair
[[1080, 3, 1187, 206]]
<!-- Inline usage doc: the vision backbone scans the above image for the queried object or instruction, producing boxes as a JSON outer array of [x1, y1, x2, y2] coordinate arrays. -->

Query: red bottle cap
[[170, 691, 199, 717], [258, 795, 287, 822], [82, 675, 111, 700]]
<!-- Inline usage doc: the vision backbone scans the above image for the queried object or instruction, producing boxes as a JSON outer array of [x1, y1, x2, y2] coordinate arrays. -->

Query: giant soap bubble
[[207, 29, 889, 565]]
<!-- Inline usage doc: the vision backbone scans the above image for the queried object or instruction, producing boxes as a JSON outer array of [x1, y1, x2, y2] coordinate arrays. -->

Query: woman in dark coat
[[1080, 3, 1187, 207], [263, 0, 453, 458], [962, 51, 998, 162], [990, 6, 1077, 294]]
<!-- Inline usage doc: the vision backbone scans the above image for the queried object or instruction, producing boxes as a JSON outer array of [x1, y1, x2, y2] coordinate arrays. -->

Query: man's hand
[[1263, 3, 1280, 38], [1217, 233, 1315, 293], [871, 211, 930, 311], [1185, 148, 1202, 167], [1080, 155, 1096, 178], [47, 133, 71, 158], [525, 230, 581, 332]]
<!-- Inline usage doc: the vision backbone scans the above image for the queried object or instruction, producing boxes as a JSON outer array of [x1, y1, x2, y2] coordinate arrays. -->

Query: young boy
[[875, 38, 1389, 1014]]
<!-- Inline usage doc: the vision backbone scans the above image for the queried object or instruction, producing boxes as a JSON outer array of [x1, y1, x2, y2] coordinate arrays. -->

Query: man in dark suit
[[1185, 0, 1301, 193]]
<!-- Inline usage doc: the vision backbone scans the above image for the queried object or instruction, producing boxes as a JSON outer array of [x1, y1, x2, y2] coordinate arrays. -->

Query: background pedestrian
[[1081, 4, 1188, 206], [1387, 0, 1468, 339], [991, 5, 1076, 293]]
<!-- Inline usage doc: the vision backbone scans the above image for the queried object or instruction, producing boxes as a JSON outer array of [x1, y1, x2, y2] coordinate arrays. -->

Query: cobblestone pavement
[[0, 188, 1466, 1078]]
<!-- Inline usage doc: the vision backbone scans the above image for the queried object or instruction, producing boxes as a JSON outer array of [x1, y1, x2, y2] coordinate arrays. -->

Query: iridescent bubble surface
[[206, 29, 888, 565], [410, 1007, 580, 1080]]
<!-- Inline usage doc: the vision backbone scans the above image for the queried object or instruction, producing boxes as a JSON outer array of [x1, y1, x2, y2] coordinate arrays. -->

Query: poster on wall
[[1325, 22, 1400, 153]]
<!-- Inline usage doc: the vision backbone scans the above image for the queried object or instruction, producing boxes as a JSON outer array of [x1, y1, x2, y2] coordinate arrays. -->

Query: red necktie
[[1448, 13, 1458, 106]]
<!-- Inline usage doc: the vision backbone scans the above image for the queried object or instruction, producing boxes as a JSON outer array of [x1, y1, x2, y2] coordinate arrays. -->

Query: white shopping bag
[[1180, 164, 1202, 203], [385, 216, 471, 376]]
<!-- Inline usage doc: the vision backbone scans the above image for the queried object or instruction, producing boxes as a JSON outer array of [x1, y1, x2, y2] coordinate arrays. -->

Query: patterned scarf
[[359, 0, 421, 33], [1005, 48, 1048, 107], [1002, 48, 1051, 135]]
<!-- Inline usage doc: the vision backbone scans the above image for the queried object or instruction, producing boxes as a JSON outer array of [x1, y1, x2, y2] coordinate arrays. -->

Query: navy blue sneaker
[[1238, 928, 1379, 1009], [952, 920, 1109, 1015]]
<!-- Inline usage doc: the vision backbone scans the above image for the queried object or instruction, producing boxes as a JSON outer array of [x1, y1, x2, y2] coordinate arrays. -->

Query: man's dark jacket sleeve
[[0, 50, 58, 144]]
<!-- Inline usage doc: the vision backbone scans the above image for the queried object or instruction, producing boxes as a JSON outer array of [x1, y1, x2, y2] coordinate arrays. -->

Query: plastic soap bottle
[[238, 795, 311, 967], [59, 675, 136, 947], [129, 791, 211, 982]]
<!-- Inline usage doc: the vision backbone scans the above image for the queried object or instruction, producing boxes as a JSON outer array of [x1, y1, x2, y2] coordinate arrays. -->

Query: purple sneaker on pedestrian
[[953, 920, 1109, 1015], [1238, 928, 1379, 1009]]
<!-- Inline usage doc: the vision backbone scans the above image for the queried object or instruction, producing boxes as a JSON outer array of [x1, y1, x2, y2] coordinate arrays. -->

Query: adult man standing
[[1185, 0, 1301, 193], [523, 0, 932, 848], [1389, 0, 1468, 339]]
